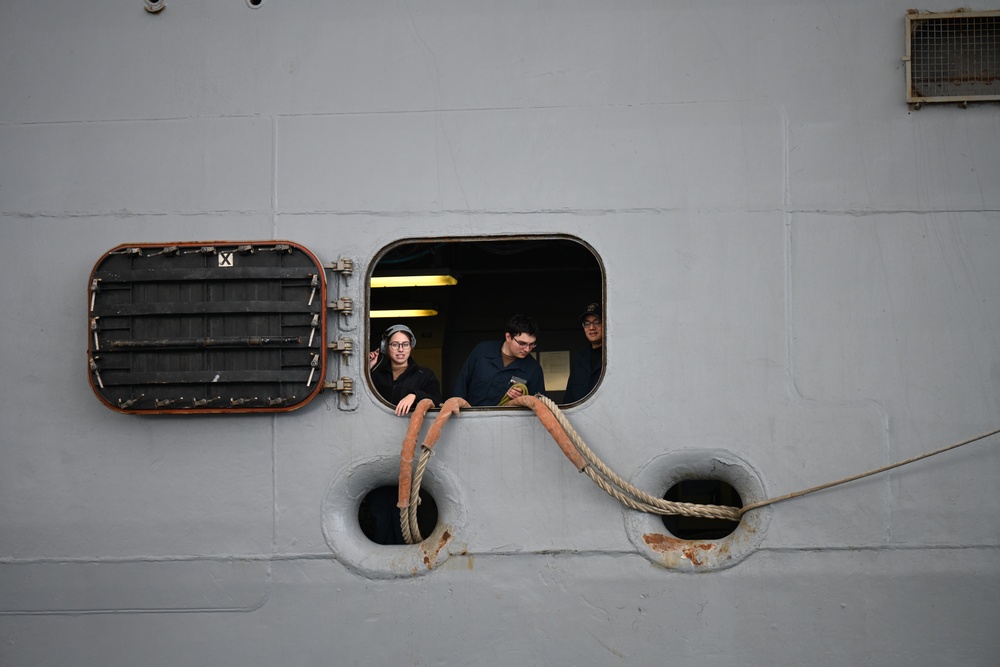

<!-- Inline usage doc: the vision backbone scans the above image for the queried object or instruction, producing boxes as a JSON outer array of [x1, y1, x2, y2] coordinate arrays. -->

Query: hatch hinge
[[326, 258, 354, 276], [327, 337, 354, 357], [329, 297, 353, 315], [323, 377, 354, 395]]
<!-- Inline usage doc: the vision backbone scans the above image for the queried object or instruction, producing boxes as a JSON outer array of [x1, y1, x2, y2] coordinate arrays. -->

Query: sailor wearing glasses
[[563, 303, 603, 403], [369, 324, 442, 416], [452, 314, 546, 406]]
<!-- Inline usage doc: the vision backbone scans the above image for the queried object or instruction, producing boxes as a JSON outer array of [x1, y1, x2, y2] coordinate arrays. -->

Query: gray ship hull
[[2, 1, 998, 665]]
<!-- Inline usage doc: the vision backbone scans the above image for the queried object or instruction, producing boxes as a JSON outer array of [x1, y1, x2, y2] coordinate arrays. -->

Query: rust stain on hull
[[421, 530, 452, 569], [643, 533, 717, 567]]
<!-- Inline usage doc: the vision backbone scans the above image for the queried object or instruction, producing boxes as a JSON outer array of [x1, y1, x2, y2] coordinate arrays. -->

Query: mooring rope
[[524, 395, 742, 520], [396, 398, 435, 545], [398, 394, 999, 544], [399, 397, 469, 544], [735, 425, 1000, 516]]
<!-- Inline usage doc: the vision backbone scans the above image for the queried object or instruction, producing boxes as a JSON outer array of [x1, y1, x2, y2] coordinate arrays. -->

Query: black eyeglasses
[[581, 319, 602, 328], [387, 341, 411, 350], [511, 337, 537, 350]]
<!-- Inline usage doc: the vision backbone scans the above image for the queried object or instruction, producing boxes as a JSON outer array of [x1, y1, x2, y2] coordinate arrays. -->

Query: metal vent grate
[[905, 9, 1000, 107]]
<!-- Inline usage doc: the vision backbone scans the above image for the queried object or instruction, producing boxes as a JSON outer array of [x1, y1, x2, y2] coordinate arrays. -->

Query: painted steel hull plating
[[1, 1, 998, 665]]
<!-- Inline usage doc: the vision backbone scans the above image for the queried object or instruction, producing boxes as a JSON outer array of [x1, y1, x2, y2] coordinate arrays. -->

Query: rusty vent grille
[[905, 10, 1000, 106], [88, 241, 327, 414]]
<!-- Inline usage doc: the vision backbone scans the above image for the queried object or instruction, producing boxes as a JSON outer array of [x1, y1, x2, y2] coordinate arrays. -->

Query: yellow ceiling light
[[370, 309, 439, 319], [370, 274, 458, 288]]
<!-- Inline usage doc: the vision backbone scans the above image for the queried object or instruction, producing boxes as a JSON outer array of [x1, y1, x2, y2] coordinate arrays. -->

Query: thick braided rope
[[582, 468, 671, 514], [534, 395, 742, 521], [400, 510, 415, 545], [403, 446, 434, 544], [397, 399, 436, 545], [401, 393, 742, 532], [537, 395, 999, 521], [400, 398, 472, 545], [400, 483, 416, 546], [399, 393, 999, 541]]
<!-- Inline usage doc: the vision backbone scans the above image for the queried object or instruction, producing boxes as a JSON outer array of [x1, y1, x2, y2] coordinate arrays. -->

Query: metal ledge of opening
[[904, 9, 1000, 107], [87, 241, 327, 414], [321, 455, 468, 579], [623, 450, 770, 572]]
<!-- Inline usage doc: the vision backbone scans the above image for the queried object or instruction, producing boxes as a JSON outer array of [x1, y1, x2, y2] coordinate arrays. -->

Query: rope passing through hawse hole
[[396, 395, 1000, 545]]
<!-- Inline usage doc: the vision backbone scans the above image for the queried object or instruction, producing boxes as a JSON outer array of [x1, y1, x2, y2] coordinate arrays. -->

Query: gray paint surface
[[2, 1, 998, 665]]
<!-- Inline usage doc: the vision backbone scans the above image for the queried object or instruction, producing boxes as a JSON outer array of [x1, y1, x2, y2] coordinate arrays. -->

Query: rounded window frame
[[366, 234, 606, 412]]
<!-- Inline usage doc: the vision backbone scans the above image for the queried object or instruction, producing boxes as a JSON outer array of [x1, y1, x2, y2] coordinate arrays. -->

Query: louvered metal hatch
[[905, 9, 1000, 107], [88, 241, 327, 414]]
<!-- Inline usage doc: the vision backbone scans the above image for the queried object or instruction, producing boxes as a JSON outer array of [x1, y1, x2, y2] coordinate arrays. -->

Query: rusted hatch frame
[[88, 241, 327, 414]]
